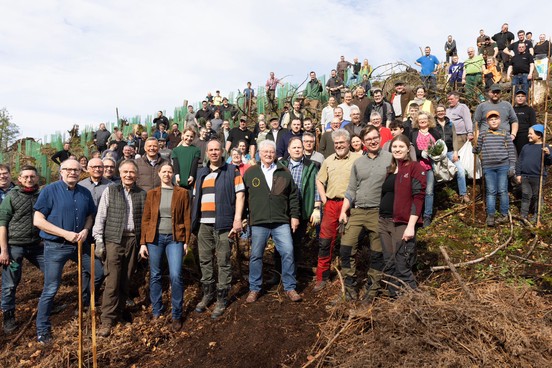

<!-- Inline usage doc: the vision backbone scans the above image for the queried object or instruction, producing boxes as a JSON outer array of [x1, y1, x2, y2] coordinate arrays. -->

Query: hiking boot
[[495, 214, 508, 225], [246, 291, 260, 303], [211, 288, 229, 319], [520, 215, 532, 227], [461, 195, 471, 204], [423, 217, 432, 228], [171, 318, 183, 332], [313, 280, 327, 293], [3, 309, 16, 334], [486, 215, 495, 227], [37, 332, 53, 345], [195, 282, 216, 313], [98, 323, 112, 337], [345, 287, 358, 301], [286, 290, 302, 302]]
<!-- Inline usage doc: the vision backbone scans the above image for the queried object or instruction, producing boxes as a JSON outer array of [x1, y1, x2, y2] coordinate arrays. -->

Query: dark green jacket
[[280, 158, 319, 220], [304, 79, 323, 100], [0, 186, 41, 246], [243, 163, 300, 226]]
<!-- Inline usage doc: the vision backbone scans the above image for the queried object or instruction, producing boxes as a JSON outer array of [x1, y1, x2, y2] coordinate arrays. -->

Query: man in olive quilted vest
[[0, 165, 42, 334], [93, 160, 146, 337]]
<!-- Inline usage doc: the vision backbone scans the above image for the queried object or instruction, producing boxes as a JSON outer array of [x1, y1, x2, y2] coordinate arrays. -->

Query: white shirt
[[260, 162, 277, 190]]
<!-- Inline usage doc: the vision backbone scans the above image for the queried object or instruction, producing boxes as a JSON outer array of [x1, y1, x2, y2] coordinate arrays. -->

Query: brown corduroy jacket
[[140, 185, 191, 245]]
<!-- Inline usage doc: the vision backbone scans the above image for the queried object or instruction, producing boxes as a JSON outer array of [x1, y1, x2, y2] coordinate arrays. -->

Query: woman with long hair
[[139, 163, 191, 331], [379, 134, 426, 297]]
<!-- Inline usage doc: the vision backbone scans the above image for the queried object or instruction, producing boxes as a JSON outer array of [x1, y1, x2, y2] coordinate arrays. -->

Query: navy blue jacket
[[192, 163, 240, 232]]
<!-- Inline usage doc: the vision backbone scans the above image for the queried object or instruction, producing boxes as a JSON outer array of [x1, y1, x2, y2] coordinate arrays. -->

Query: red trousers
[[316, 199, 343, 281]]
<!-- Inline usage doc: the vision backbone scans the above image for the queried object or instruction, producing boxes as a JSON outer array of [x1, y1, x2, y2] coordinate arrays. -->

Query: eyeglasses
[[364, 137, 380, 143], [61, 168, 80, 173], [19, 175, 37, 180]]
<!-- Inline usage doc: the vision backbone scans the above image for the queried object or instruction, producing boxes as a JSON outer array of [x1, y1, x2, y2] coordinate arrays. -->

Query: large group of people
[[0, 22, 550, 347]]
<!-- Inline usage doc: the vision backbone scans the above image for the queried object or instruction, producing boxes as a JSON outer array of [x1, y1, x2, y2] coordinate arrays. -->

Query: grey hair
[[331, 128, 350, 142], [258, 139, 276, 152]]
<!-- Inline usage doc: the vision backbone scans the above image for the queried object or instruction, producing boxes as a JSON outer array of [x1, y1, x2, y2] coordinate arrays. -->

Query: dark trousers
[[101, 235, 138, 325], [379, 218, 417, 296]]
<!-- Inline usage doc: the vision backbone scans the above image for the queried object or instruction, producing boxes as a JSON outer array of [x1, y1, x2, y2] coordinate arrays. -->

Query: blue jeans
[[249, 224, 296, 292], [483, 165, 509, 216], [447, 152, 467, 196], [512, 73, 529, 94], [36, 241, 103, 336], [1, 244, 44, 312], [424, 169, 435, 219], [147, 234, 184, 319]]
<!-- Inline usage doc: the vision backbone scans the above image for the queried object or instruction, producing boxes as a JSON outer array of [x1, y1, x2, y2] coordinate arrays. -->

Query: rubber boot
[[195, 282, 216, 313], [211, 288, 229, 319], [3, 309, 16, 334]]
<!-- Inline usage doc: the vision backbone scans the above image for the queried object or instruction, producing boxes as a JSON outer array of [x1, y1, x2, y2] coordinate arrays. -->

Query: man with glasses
[[33, 159, 97, 344], [0, 166, 43, 334], [79, 158, 112, 206], [337, 126, 391, 301], [314, 129, 360, 292], [344, 106, 366, 137], [474, 84, 518, 135], [302, 132, 324, 167], [102, 157, 119, 183]]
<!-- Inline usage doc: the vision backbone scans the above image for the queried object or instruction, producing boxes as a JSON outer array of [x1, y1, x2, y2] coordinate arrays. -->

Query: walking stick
[[537, 112, 548, 228], [472, 124, 478, 222], [90, 243, 98, 368], [77, 240, 83, 367]]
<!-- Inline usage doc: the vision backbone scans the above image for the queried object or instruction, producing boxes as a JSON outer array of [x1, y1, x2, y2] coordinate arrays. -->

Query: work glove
[[310, 208, 321, 226], [94, 240, 106, 262]]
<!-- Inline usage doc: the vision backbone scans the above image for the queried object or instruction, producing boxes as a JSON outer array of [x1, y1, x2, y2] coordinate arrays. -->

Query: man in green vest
[[0, 165, 42, 334], [93, 160, 146, 337]]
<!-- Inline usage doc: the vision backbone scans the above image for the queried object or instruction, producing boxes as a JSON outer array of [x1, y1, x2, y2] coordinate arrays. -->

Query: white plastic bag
[[458, 141, 482, 179], [433, 157, 458, 182]]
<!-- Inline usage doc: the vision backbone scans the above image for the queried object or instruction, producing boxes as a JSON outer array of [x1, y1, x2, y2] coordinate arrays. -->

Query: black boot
[[3, 309, 16, 334], [211, 288, 229, 319], [195, 283, 216, 313]]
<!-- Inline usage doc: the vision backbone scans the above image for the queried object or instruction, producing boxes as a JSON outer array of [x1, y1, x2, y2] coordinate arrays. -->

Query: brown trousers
[[101, 235, 138, 325]]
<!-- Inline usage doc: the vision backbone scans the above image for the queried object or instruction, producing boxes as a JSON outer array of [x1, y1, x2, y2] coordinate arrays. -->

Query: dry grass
[[306, 282, 552, 367]]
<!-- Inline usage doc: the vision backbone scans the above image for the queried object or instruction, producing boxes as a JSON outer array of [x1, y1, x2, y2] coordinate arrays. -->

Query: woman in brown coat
[[139, 163, 191, 331]]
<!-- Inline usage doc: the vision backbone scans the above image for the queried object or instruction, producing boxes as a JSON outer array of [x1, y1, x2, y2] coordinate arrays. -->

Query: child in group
[[383, 120, 417, 161], [515, 124, 551, 223], [474, 110, 517, 227]]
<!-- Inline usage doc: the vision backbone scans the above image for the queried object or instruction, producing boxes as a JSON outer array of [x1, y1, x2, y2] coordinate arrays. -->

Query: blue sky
[[0, 0, 546, 139]]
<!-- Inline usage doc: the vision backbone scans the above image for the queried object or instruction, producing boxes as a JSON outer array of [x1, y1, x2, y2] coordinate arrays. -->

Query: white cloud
[[0, 0, 547, 139]]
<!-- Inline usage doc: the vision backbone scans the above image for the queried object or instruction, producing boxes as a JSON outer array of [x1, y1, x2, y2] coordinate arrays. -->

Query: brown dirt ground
[[0, 241, 334, 368]]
